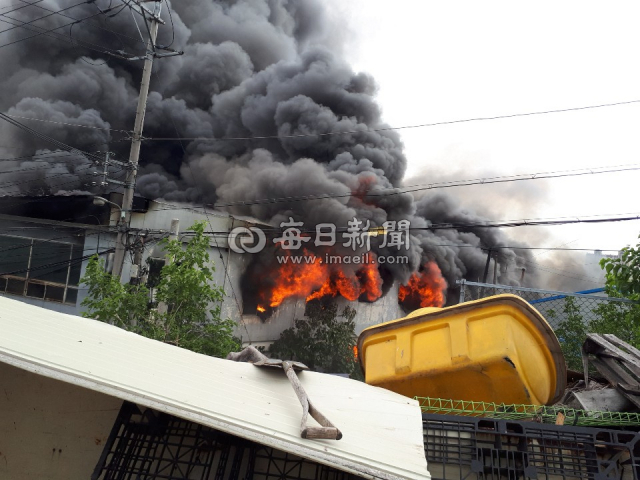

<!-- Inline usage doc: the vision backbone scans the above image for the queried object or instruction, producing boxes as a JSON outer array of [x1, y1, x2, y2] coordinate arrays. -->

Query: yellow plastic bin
[[357, 294, 566, 405]]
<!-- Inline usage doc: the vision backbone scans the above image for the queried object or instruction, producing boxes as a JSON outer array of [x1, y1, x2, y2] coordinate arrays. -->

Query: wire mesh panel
[[416, 397, 640, 428], [457, 280, 637, 330], [92, 402, 365, 480], [423, 413, 640, 480]]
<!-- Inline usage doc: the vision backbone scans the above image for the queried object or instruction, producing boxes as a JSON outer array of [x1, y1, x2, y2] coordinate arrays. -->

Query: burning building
[[0, 0, 536, 340]]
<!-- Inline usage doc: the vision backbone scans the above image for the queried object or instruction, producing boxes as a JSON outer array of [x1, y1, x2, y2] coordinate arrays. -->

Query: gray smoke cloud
[[0, 0, 538, 302]]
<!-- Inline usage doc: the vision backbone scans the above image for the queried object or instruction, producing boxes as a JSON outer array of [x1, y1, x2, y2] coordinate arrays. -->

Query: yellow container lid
[[357, 294, 566, 406]]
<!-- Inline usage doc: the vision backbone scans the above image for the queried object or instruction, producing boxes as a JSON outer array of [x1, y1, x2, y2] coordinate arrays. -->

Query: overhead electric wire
[[0, 0, 88, 35], [2, 112, 131, 133], [0, 151, 92, 163], [161, 0, 174, 47], [0, 0, 46, 17], [0, 139, 131, 162], [0, 164, 125, 189], [0, 161, 99, 176], [174, 212, 640, 237], [141, 99, 640, 142], [0, 160, 126, 186], [0, 4, 125, 56], [149, 162, 640, 211], [0, 112, 105, 163], [415, 213, 640, 231], [19, 0, 150, 49]]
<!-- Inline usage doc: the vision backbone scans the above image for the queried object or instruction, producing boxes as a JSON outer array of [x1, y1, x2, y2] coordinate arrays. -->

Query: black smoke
[[0, 0, 536, 301]]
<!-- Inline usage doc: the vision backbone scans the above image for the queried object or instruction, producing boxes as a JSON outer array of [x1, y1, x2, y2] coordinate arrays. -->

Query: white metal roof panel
[[0, 297, 429, 479]]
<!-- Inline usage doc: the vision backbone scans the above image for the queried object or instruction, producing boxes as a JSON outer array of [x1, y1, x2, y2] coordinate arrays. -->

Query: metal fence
[[457, 280, 637, 330]]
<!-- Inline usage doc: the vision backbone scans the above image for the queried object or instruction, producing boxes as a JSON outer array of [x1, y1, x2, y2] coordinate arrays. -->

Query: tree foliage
[[552, 297, 588, 371], [601, 237, 640, 301], [81, 221, 239, 358], [269, 302, 362, 379], [550, 237, 640, 370], [596, 236, 640, 349]]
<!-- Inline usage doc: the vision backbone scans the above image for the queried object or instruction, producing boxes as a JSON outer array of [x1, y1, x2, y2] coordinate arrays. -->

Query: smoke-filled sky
[[327, 0, 640, 291], [1, 0, 638, 294]]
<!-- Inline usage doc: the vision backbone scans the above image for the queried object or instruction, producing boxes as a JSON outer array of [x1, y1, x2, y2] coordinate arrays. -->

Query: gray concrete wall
[[238, 284, 406, 345]]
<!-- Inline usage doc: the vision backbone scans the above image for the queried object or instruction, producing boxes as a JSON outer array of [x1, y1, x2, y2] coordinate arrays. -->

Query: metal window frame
[[0, 233, 82, 305]]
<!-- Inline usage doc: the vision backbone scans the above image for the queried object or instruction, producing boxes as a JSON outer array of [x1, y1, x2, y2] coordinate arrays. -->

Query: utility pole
[[482, 248, 492, 283], [112, 1, 181, 280]]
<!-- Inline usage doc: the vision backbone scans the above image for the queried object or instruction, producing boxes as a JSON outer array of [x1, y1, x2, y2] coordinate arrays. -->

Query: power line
[[0, 151, 91, 163], [0, 145, 122, 163], [19, 0, 149, 49], [0, 3, 124, 56], [174, 234, 622, 253], [141, 99, 640, 142], [149, 162, 640, 211], [0, 164, 125, 189], [0, 0, 45, 17], [0, 160, 105, 176], [415, 213, 640, 231], [0, 0, 88, 35], [521, 259, 605, 285], [2, 113, 130, 133], [0, 112, 105, 163], [173, 212, 640, 236]]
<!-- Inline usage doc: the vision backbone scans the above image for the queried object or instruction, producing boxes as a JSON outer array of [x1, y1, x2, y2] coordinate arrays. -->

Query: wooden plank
[[590, 357, 636, 386], [590, 359, 640, 409], [603, 334, 640, 360], [617, 383, 640, 395], [568, 389, 635, 412], [586, 335, 640, 378]]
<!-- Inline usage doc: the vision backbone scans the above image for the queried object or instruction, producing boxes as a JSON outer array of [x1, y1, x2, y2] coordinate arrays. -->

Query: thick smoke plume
[[0, 0, 537, 301]]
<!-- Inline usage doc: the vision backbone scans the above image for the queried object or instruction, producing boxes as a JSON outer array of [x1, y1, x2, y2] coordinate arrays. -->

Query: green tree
[[601, 236, 640, 300], [595, 237, 640, 347], [81, 221, 240, 358], [269, 302, 362, 379], [550, 238, 640, 370], [551, 297, 588, 371]]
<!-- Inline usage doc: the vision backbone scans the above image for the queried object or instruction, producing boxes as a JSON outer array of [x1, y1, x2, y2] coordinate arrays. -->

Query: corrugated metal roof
[[0, 297, 430, 479]]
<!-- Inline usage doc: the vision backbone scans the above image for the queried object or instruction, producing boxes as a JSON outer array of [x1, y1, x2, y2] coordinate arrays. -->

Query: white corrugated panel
[[0, 297, 430, 479]]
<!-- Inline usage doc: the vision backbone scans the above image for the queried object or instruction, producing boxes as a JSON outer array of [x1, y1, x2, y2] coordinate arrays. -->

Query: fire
[[358, 260, 383, 301], [260, 249, 383, 308], [257, 306, 266, 313], [398, 262, 447, 309]]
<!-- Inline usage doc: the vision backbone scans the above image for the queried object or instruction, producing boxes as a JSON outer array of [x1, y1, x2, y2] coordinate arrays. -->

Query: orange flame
[[398, 262, 447, 308], [262, 249, 383, 307], [257, 306, 266, 313]]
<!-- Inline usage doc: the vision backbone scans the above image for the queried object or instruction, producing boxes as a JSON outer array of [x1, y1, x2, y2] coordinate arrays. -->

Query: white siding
[[0, 296, 430, 480]]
